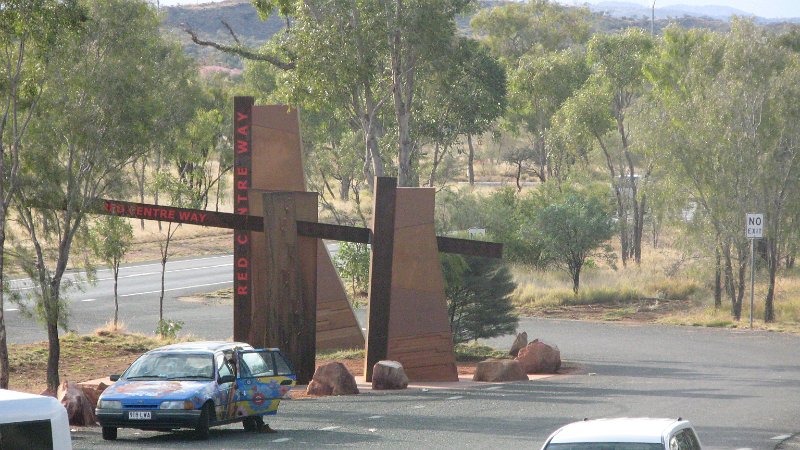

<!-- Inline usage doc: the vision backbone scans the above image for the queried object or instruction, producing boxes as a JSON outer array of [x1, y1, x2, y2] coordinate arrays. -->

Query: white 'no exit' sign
[[746, 213, 763, 239]]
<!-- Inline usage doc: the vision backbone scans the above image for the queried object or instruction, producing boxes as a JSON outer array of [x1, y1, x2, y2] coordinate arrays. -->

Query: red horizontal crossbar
[[93, 199, 502, 258]]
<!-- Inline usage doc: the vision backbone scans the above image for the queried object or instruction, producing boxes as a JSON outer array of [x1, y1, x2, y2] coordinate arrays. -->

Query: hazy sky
[[558, 1, 797, 18], [159, 0, 800, 19]]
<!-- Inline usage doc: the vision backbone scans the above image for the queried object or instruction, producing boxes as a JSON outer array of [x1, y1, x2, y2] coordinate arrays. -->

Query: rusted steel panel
[[296, 221, 370, 243], [364, 177, 397, 382], [233, 96, 255, 343], [262, 191, 318, 385]]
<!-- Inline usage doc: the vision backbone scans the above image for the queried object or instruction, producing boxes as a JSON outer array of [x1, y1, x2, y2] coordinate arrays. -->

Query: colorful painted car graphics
[[97, 342, 296, 430]]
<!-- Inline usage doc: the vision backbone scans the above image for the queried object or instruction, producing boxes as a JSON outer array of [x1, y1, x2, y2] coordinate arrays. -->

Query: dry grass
[[9, 329, 189, 394], [510, 236, 800, 332]]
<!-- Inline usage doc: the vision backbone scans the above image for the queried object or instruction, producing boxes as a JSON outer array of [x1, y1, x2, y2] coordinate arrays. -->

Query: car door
[[215, 353, 237, 420], [234, 350, 296, 417]]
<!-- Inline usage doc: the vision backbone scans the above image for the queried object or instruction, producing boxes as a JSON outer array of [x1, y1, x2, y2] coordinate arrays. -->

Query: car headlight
[[97, 399, 121, 409], [159, 400, 194, 410]]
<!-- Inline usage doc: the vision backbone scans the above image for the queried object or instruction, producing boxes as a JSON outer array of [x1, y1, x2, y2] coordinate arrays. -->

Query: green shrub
[[454, 343, 507, 362], [317, 348, 364, 360], [156, 319, 184, 339]]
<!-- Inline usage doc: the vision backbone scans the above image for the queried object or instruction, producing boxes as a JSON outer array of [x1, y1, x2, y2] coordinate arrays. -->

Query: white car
[[541, 417, 702, 450]]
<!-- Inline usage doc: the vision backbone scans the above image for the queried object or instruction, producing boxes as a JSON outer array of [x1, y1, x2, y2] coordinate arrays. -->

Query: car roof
[[148, 341, 253, 354], [548, 418, 686, 444]]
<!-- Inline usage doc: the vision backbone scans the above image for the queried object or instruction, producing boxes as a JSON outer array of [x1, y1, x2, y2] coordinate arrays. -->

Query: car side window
[[671, 429, 701, 450], [239, 352, 276, 377], [216, 354, 233, 380], [274, 352, 294, 376]]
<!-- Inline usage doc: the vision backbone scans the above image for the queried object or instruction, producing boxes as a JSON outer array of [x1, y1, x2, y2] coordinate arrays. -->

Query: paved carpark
[[71, 367, 798, 449], [72, 378, 581, 449]]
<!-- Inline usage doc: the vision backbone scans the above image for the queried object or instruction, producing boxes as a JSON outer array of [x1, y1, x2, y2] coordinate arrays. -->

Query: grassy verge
[[9, 329, 185, 394]]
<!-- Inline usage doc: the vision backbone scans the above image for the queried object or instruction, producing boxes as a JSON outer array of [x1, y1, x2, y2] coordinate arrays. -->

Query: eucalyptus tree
[[506, 48, 589, 183], [0, 0, 85, 390], [192, 0, 476, 187], [470, 0, 591, 69], [644, 22, 800, 321], [414, 37, 506, 186], [12, 0, 196, 391], [555, 29, 654, 266], [89, 216, 133, 330]]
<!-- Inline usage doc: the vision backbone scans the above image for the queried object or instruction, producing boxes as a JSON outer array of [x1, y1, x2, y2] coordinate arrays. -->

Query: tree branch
[[220, 20, 241, 45], [182, 26, 295, 70]]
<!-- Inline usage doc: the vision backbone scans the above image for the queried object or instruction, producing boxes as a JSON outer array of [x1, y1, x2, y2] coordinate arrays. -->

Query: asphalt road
[[6, 255, 800, 449], [6, 254, 236, 343]]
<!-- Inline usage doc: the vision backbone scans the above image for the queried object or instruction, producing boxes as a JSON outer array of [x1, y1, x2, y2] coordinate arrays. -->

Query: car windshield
[[123, 352, 214, 380], [546, 444, 663, 450]]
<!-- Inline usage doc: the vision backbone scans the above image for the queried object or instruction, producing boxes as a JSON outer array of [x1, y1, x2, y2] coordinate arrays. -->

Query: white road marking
[[412, 405, 424, 409], [319, 426, 340, 431], [91, 263, 232, 283], [81, 299, 96, 302], [272, 437, 291, 443], [771, 435, 791, 440], [446, 395, 463, 400], [8, 255, 233, 291], [119, 281, 230, 298], [4, 308, 18, 312], [484, 386, 503, 391], [368, 428, 377, 432], [368, 415, 383, 419]]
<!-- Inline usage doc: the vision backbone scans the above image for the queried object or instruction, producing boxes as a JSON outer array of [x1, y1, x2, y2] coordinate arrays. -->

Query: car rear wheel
[[102, 426, 117, 440], [195, 403, 212, 440], [243, 416, 264, 432]]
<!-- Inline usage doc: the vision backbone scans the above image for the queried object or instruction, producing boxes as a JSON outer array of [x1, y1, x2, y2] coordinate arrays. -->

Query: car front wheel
[[102, 426, 117, 440], [195, 403, 212, 440]]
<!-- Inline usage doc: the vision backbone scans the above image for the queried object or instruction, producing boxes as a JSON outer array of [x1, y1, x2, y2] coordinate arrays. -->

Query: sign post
[[746, 213, 763, 328]]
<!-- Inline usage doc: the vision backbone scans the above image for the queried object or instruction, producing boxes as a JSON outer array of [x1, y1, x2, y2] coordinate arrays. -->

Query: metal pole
[[651, 1, 656, 36], [750, 238, 755, 328]]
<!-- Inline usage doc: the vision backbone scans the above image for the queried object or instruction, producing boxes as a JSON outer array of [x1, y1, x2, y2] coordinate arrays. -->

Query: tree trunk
[[535, 134, 546, 183], [467, 134, 475, 185], [735, 253, 746, 320], [722, 242, 740, 320], [113, 262, 120, 328], [714, 245, 722, 309], [46, 319, 61, 393], [634, 194, 646, 264], [764, 238, 777, 323], [515, 162, 523, 192], [428, 143, 441, 187], [0, 224, 8, 389], [389, 0, 417, 187], [137, 158, 147, 229], [571, 267, 581, 293], [339, 176, 351, 201]]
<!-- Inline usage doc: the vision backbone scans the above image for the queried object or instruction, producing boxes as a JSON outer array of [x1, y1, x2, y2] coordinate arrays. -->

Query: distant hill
[[161, 0, 280, 69], [161, 0, 797, 69], [588, 1, 752, 19]]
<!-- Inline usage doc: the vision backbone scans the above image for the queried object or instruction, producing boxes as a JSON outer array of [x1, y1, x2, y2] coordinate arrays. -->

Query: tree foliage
[[442, 255, 518, 343]]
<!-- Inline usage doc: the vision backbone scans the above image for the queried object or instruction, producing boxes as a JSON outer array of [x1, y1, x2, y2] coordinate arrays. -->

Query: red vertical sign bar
[[233, 96, 254, 341]]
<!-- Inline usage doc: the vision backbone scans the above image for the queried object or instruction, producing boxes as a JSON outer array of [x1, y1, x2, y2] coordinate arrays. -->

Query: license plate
[[128, 411, 152, 420]]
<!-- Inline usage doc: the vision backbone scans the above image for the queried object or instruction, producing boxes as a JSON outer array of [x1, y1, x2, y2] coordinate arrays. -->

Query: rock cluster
[[371, 360, 409, 390], [306, 362, 359, 396], [472, 359, 528, 382], [514, 339, 561, 374]]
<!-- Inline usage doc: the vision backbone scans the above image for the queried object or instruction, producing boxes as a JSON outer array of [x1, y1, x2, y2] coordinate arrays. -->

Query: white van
[[0, 389, 72, 450]]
